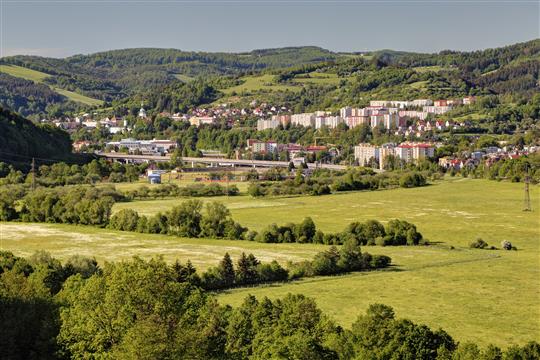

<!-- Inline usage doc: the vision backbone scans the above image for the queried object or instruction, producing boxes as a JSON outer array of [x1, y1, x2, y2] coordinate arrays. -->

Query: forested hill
[[0, 40, 538, 117], [0, 106, 73, 166], [0, 46, 336, 98]]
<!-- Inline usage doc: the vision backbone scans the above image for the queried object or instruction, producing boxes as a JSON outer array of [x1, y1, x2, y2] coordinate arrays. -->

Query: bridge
[[97, 152, 350, 171]]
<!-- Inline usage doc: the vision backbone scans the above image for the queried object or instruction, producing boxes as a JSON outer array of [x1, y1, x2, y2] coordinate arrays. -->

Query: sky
[[0, 0, 539, 58]]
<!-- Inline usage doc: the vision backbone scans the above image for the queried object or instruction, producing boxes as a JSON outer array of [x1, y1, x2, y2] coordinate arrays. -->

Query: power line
[[523, 164, 532, 212], [0, 150, 72, 163], [31, 157, 36, 191]]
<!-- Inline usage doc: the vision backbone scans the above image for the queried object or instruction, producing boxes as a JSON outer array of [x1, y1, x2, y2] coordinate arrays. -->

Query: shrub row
[[255, 217, 425, 246], [248, 169, 429, 197], [109, 200, 247, 239], [0, 185, 123, 225], [124, 183, 239, 200], [176, 239, 391, 291]]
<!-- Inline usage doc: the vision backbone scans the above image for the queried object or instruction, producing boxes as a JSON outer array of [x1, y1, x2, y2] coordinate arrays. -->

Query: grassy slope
[[0, 64, 103, 106], [1, 178, 538, 347], [293, 72, 343, 86], [173, 74, 195, 83], [0, 64, 51, 81], [220, 74, 300, 94]]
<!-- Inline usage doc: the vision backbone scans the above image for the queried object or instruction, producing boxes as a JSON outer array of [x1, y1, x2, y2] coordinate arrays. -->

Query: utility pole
[[31, 157, 36, 191], [226, 165, 230, 198], [523, 164, 531, 212]]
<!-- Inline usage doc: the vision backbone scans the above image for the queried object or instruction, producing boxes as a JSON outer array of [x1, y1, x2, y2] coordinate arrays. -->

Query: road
[[97, 152, 350, 171]]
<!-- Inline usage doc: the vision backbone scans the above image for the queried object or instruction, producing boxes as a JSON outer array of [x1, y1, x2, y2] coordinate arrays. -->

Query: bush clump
[[469, 238, 489, 249]]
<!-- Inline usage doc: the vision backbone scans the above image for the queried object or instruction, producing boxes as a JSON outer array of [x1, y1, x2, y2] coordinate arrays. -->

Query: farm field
[[0, 64, 103, 105], [113, 178, 540, 249], [1, 178, 538, 347]]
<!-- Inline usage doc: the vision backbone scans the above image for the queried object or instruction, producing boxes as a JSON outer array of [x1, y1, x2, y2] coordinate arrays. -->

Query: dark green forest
[[0, 106, 76, 167]]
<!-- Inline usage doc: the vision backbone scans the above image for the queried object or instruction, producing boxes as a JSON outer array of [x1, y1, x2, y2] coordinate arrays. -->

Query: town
[[48, 96, 536, 174]]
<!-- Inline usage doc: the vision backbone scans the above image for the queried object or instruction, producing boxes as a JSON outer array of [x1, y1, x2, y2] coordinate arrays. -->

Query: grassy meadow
[[113, 178, 539, 249], [1, 177, 538, 347], [0, 64, 103, 105], [293, 72, 344, 86], [0, 222, 324, 269], [220, 74, 300, 94]]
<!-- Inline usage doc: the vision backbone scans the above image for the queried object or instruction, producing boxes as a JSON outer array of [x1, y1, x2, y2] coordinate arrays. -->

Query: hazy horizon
[[2, 36, 539, 59], [1, 0, 539, 58]]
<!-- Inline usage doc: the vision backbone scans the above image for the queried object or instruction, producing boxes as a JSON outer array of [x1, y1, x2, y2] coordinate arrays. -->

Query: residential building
[[345, 116, 370, 128], [463, 96, 476, 105], [423, 106, 452, 115], [271, 114, 291, 126], [340, 106, 353, 118], [257, 119, 280, 131], [379, 143, 397, 169], [397, 142, 435, 162], [189, 116, 216, 127], [354, 143, 380, 166], [315, 116, 343, 129], [370, 113, 399, 129], [411, 99, 433, 107], [291, 113, 316, 127], [106, 138, 177, 155], [434, 100, 447, 107], [247, 139, 278, 153], [398, 110, 429, 120]]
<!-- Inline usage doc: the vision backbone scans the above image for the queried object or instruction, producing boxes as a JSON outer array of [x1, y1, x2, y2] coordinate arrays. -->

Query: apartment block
[[315, 116, 344, 129], [354, 143, 380, 166], [257, 119, 280, 131], [291, 113, 316, 127]]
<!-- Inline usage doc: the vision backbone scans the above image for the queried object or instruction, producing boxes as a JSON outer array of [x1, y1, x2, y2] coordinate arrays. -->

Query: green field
[[413, 65, 457, 73], [113, 178, 539, 249], [1, 178, 539, 347], [221, 74, 300, 94], [409, 80, 429, 89], [293, 72, 343, 86], [0, 64, 51, 81], [0, 222, 323, 270], [0, 64, 103, 106], [173, 73, 195, 82]]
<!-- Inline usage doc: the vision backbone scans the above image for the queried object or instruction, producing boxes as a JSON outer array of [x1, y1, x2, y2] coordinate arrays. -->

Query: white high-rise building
[[291, 113, 316, 128], [257, 119, 280, 131], [354, 143, 380, 166]]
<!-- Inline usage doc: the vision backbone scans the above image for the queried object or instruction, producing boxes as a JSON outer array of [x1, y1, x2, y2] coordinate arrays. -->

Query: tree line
[[1, 252, 538, 359], [248, 168, 430, 197], [183, 239, 390, 291], [256, 217, 425, 246], [0, 181, 426, 248]]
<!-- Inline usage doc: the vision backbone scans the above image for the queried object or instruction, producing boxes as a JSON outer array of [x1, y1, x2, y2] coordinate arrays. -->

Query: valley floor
[[1, 178, 538, 347]]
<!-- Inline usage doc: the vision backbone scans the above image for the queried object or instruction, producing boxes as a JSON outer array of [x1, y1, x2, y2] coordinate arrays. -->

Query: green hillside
[[0, 40, 538, 117], [0, 64, 103, 106], [0, 106, 73, 166]]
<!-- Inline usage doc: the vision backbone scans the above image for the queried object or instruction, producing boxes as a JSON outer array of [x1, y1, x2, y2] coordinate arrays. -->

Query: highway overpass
[[97, 152, 350, 171]]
